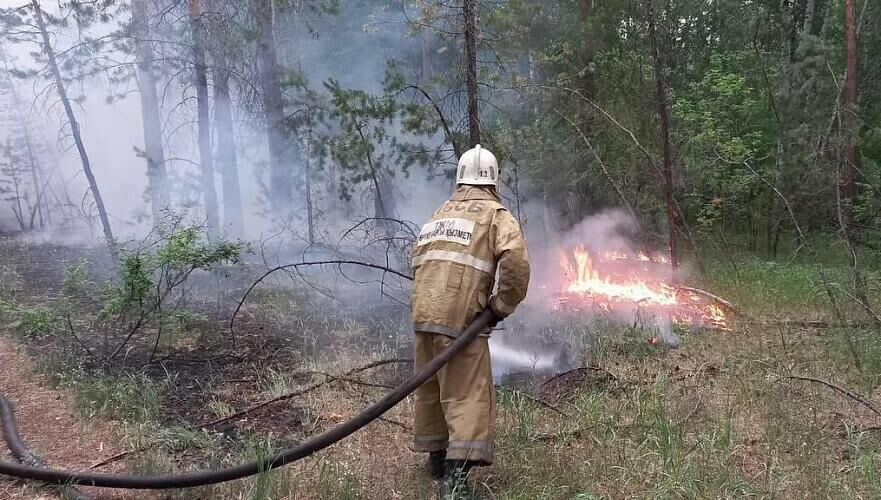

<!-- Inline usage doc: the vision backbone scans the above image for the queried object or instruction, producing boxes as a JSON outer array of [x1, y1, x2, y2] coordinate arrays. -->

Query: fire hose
[[0, 309, 493, 489], [0, 397, 91, 500]]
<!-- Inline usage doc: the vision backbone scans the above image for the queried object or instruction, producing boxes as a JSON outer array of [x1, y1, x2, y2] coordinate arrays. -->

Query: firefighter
[[411, 144, 530, 498]]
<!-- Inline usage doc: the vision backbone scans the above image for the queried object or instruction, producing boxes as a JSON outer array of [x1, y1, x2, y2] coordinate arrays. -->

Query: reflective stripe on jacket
[[411, 186, 530, 337]]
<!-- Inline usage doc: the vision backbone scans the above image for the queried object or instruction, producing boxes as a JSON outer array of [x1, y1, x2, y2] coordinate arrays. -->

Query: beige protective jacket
[[411, 186, 530, 337]]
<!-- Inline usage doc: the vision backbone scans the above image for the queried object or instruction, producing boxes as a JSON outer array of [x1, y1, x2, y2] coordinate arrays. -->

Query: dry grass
[[70, 320, 880, 500]]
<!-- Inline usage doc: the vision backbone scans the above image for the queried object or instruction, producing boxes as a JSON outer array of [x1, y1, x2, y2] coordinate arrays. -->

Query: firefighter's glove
[[484, 305, 503, 329]]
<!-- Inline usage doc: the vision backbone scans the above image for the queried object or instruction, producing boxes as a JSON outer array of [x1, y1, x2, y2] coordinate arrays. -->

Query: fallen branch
[[676, 286, 743, 317], [533, 427, 591, 442], [746, 319, 872, 329], [781, 375, 881, 417], [199, 358, 411, 429], [304, 371, 396, 390], [539, 365, 618, 390], [378, 417, 412, 431], [507, 389, 572, 418], [87, 448, 143, 470], [230, 260, 414, 340]]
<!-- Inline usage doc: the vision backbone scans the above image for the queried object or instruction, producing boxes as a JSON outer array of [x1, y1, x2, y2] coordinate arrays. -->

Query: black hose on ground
[[0, 398, 92, 500], [0, 309, 493, 489]]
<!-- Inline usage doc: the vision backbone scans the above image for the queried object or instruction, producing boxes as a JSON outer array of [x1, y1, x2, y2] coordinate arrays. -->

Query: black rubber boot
[[427, 450, 446, 480], [437, 460, 475, 500]]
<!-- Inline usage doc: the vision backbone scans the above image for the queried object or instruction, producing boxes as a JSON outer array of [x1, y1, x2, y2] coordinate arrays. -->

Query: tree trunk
[[214, 67, 244, 237], [841, 0, 858, 241], [256, 0, 296, 214], [839, 0, 876, 326], [6, 146, 26, 231], [32, 0, 114, 245], [463, 0, 480, 147], [804, 0, 816, 34], [133, 0, 170, 225], [23, 127, 44, 229], [2, 45, 49, 229], [580, 0, 594, 65], [190, 0, 220, 239], [646, 0, 678, 267], [421, 27, 432, 81], [303, 137, 315, 244]]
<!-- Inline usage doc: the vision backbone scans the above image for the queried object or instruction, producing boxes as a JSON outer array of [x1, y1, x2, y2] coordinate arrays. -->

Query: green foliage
[[155, 227, 243, 270], [17, 305, 59, 338], [675, 54, 770, 228], [315, 460, 361, 500], [312, 67, 444, 208], [101, 252, 153, 317], [99, 221, 244, 339], [62, 260, 89, 298], [1, 219, 246, 359], [70, 373, 164, 422], [498, 389, 537, 442]]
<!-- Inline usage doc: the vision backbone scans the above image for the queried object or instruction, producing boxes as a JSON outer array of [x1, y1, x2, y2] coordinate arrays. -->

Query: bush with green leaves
[[0, 298, 60, 339], [93, 221, 245, 361], [2, 218, 246, 361]]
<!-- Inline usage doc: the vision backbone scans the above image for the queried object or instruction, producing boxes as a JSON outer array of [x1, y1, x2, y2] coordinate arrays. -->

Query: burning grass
[[555, 246, 729, 330]]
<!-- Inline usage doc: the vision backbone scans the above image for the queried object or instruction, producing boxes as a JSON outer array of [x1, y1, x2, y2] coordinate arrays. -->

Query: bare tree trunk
[[839, 0, 875, 325], [5, 145, 26, 230], [421, 27, 432, 81], [463, 0, 480, 147], [580, 0, 592, 20], [646, 0, 678, 267], [190, 0, 220, 238], [133, 0, 169, 226], [841, 0, 858, 241], [303, 138, 315, 244], [580, 0, 594, 62], [804, 0, 816, 34], [1, 45, 46, 229], [214, 67, 244, 237], [256, 0, 297, 214], [23, 128, 44, 229], [31, 0, 113, 245]]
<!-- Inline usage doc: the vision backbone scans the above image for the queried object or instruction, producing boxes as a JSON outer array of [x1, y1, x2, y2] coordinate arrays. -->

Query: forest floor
[[0, 336, 153, 500], [1, 235, 880, 499]]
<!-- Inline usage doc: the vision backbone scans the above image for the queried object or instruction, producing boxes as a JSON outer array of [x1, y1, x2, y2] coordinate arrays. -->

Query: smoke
[[0, 1, 452, 247], [0, 1, 680, 386], [490, 208, 683, 382]]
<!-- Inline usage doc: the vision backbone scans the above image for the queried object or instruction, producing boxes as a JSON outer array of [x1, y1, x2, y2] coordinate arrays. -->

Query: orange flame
[[559, 246, 728, 329], [566, 246, 677, 306]]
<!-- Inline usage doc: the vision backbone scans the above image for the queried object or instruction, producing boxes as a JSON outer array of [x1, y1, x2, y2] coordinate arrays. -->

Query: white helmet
[[456, 144, 499, 188]]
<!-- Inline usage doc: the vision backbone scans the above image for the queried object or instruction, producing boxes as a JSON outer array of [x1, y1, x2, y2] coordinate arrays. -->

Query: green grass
[[68, 372, 167, 422]]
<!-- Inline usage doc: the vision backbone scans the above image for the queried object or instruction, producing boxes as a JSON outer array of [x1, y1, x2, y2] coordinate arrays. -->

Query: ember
[[555, 246, 729, 329]]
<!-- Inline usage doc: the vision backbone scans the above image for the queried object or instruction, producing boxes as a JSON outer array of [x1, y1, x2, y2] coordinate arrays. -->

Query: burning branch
[[675, 286, 743, 318]]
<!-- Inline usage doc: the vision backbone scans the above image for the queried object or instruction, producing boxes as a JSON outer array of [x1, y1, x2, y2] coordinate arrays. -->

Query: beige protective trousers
[[413, 331, 496, 464]]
